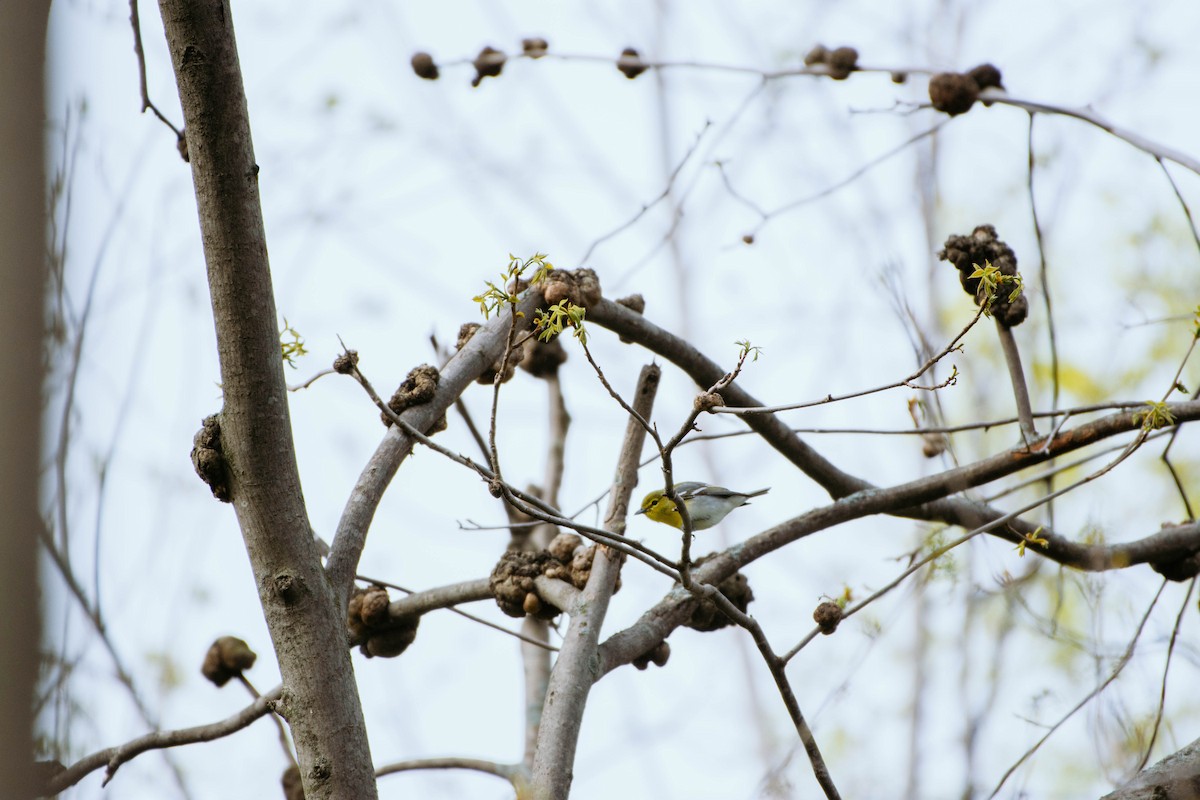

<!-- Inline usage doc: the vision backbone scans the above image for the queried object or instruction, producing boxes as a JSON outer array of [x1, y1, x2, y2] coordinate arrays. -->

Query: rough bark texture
[[1100, 737, 1200, 800], [156, 2, 376, 796], [0, 4, 48, 797]]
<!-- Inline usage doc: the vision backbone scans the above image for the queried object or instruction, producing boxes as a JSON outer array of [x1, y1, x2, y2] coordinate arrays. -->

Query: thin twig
[[287, 367, 334, 391], [986, 579, 1169, 799], [1136, 578, 1195, 773], [128, 0, 184, 143], [375, 757, 525, 786], [745, 122, 947, 238], [580, 121, 712, 264], [346, 358, 681, 578], [713, 304, 982, 415]]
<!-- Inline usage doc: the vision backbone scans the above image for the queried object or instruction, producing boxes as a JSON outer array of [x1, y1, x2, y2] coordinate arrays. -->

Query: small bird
[[635, 482, 770, 530]]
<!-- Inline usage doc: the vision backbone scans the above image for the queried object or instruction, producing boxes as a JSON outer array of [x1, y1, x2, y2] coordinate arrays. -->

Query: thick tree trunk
[[156, 2, 376, 797]]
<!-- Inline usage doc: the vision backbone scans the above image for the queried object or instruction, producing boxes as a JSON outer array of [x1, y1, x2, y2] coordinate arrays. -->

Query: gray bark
[[156, 2, 376, 796]]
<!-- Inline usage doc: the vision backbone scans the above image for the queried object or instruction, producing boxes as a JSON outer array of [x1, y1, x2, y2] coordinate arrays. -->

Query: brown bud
[[928, 72, 979, 116], [332, 350, 358, 374], [693, 392, 724, 413], [827, 47, 858, 80], [522, 37, 549, 58], [803, 44, 829, 66], [967, 63, 1003, 91], [411, 52, 439, 80], [617, 47, 647, 79], [472, 46, 506, 87], [813, 601, 843, 635], [921, 433, 948, 458]]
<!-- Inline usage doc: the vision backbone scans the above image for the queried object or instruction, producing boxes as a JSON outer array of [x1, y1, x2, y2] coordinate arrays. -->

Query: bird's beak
[[634, 507, 646, 515]]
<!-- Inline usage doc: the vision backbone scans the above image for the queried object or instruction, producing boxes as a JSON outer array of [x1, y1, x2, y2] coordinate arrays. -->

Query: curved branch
[[45, 686, 282, 794], [375, 756, 524, 786], [989, 93, 1200, 175], [589, 298, 1200, 565], [326, 290, 546, 604]]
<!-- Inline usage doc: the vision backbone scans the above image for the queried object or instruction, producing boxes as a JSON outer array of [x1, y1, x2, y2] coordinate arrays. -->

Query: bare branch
[[45, 686, 282, 794], [530, 364, 659, 798]]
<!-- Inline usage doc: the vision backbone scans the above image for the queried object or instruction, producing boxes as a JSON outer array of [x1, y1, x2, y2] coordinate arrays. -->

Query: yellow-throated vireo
[[636, 482, 769, 530]]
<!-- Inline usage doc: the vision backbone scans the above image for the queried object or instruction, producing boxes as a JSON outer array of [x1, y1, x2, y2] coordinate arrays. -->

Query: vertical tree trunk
[[156, 2, 377, 796], [0, 3, 49, 797]]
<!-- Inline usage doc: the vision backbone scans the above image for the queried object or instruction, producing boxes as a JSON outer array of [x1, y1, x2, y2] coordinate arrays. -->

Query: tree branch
[[325, 289, 546, 606], [530, 364, 659, 799], [44, 687, 282, 794], [156, 2, 374, 796]]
